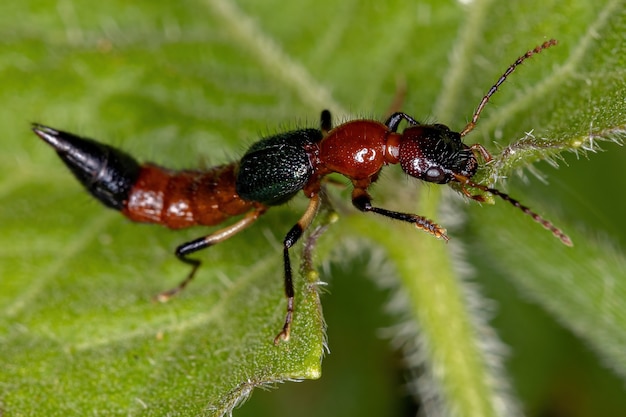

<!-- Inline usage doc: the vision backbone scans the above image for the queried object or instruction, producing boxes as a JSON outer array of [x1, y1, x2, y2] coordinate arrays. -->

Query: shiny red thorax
[[303, 120, 402, 196]]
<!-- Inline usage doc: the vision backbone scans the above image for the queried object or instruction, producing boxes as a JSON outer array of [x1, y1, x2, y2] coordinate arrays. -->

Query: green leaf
[[2, 0, 626, 416]]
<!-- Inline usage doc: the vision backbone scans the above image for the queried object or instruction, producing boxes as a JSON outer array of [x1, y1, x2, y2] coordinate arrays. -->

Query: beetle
[[33, 39, 570, 343]]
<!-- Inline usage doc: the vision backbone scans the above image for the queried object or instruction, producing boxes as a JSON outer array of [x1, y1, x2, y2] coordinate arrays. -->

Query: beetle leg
[[274, 193, 321, 344], [384, 112, 421, 132], [351, 187, 448, 241], [320, 110, 333, 136], [155, 206, 267, 302], [469, 143, 493, 163]]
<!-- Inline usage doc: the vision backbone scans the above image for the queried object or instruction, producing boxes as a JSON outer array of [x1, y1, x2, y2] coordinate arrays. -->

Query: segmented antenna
[[460, 39, 558, 137], [453, 174, 572, 246]]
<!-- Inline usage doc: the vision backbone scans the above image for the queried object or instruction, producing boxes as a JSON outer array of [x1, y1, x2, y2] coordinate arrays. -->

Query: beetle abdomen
[[123, 163, 255, 229]]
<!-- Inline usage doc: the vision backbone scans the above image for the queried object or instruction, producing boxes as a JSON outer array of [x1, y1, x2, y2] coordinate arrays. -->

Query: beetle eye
[[433, 124, 450, 131], [425, 167, 446, 183]]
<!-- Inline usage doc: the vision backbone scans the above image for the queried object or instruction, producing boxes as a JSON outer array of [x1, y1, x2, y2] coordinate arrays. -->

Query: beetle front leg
[[384, 112, 420, 132], [351, 187, 448, 241]]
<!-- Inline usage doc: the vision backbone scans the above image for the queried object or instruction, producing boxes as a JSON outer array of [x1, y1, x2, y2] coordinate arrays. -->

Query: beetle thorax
[[319, 120, 390, 180]]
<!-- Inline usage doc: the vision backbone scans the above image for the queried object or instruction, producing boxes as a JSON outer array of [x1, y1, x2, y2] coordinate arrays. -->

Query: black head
[[397, 124, 478, 184], [396, 40, 558, 185], [390, 40, 572, 246]]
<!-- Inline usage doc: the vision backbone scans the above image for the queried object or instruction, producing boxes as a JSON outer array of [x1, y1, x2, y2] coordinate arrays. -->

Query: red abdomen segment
[[319, 120, 389, 180], [122, 162, 255, 229]]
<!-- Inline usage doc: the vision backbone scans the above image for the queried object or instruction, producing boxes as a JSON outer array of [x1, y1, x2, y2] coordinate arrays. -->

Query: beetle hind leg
[[154, 207, 266, 302]]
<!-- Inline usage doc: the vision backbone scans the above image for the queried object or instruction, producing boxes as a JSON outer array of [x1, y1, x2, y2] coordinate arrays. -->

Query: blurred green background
[[1, 0, 625, 416]]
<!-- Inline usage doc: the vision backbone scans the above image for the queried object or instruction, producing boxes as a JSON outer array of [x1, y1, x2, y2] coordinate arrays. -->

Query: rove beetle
[[33, 39, 571, 343]]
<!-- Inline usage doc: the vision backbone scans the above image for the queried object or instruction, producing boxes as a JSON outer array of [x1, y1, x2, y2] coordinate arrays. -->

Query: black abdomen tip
[[32, 123, 141, 211]]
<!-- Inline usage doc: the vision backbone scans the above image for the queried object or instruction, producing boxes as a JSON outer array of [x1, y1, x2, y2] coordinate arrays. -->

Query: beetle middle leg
[[274, 193, 321, 344], [155, 206, 267, 302]]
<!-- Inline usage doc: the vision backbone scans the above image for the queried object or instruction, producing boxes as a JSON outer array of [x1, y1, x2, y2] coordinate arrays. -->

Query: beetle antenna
[[460, 39, 557, 137], [453, 174, 572, 246]]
